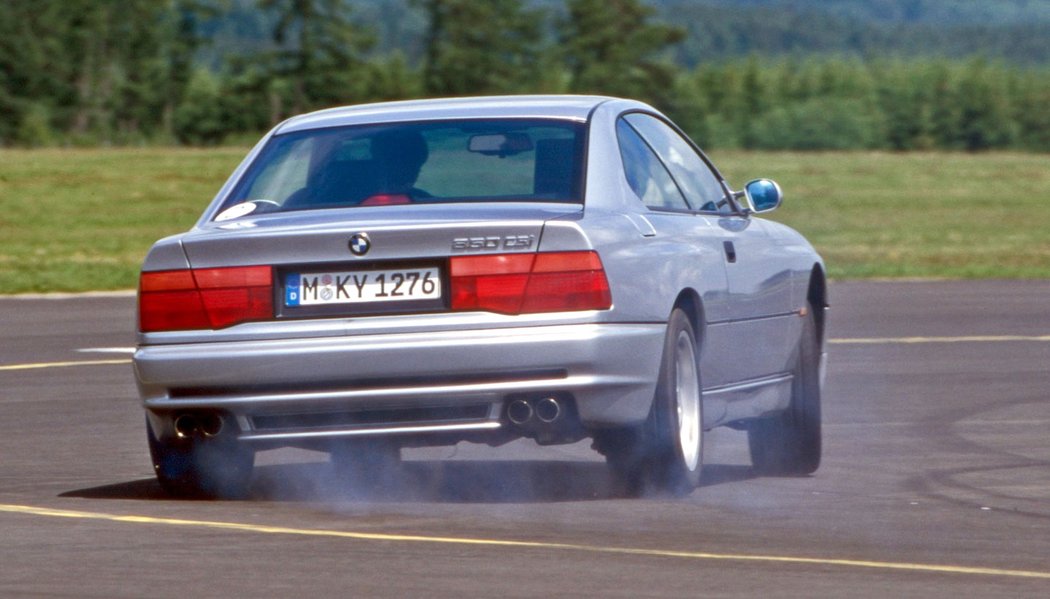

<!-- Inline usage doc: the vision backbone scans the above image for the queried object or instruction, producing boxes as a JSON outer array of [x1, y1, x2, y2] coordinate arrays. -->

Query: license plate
[[285, 267, 441, 307]]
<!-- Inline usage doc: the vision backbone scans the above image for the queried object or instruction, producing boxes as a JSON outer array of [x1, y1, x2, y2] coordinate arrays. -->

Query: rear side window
[[623, 113, 728, 212], [215, 119, 584, 220], [615, 118, 690, 211]]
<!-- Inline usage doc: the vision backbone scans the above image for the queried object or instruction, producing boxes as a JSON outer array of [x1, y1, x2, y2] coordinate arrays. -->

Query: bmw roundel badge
[[349, 233, 371, 256]]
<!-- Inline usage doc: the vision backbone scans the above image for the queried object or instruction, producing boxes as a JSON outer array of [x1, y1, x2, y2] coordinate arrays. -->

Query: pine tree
[[258, 0, 375, 117], [417, 0, 545, 96], [559, 0, 683, 107]]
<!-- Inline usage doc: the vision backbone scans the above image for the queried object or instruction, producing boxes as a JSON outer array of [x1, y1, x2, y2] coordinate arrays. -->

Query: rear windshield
[[214, 119, 585, 220]]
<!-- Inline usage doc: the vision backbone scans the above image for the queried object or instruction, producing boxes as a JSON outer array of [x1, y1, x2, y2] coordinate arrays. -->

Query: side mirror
[[743, 179, 783, 213]]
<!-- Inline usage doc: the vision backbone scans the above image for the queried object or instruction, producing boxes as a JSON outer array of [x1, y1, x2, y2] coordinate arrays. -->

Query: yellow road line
[[1, 503, 1048, 580], [0, 358, 131, 372], [831, 335, 1050, 345]]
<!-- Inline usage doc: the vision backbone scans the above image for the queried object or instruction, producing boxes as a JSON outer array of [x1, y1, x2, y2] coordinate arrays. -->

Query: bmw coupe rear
[[134, 95, 826, 498]]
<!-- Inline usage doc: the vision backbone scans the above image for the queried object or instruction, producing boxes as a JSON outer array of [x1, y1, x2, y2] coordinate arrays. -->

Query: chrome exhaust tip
[[535, 397, 561, 423], [173, 413, 199, 438], [199, 412, 224, 438], [174, 412, 224, 438], [507, 399, 534, 425]]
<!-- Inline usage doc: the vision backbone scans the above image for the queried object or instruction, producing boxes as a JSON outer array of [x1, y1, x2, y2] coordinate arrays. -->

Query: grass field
[[1, 147, 247, 294], [715, 151, 1050, 279], [0, 148, 1047, 294]]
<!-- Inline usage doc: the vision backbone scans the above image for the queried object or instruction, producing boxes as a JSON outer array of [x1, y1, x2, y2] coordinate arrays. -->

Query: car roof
[[275, 95, 624, 134]]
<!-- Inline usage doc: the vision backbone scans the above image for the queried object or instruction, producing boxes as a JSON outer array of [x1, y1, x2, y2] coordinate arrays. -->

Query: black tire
[[748, 302, 822, 476], [598, 308, 704, 496], [147, 417, 254, 499]]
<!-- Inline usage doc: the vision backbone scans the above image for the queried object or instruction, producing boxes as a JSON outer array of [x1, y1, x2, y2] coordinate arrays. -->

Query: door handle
[[723, 241, 737, 264]]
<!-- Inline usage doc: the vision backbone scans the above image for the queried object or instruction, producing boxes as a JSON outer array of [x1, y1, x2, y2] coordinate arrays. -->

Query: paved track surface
[[2, 281, 1050, 597]]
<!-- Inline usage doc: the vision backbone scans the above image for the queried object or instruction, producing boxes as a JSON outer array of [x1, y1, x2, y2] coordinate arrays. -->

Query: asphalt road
[[2, 281, 1050, 597]]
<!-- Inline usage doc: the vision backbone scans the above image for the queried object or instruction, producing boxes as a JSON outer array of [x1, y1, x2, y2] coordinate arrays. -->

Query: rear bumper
[[134, 322, 665, 445]]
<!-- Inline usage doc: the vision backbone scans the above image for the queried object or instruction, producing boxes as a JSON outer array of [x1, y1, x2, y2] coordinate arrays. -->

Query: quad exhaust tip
[[535, 397, 561, 423], [174, 412, 224, 438], [507, 397, 563, 426], [507, 399, 534, 425]]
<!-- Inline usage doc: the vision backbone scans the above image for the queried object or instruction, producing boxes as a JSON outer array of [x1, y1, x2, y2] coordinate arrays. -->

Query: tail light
[[450, 251, 611, 315], [139, 266, 273, 332]]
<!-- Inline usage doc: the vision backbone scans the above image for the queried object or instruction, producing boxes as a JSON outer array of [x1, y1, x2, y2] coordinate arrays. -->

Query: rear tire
[[147, 417, 254, 499], [748, 302, 822, 475], [598, 308, 703, 496]]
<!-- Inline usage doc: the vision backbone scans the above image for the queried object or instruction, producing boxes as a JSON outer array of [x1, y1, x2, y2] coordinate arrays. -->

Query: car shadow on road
[[61, 461, 756, 504]]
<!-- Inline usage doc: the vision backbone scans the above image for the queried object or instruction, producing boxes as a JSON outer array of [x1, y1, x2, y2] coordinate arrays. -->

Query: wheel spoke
[[675, 331, 701, 471]]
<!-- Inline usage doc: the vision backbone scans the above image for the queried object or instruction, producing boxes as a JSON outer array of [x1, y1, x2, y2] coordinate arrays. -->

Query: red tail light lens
[[139, 266, 273, 332], [450, 251, 611, 315]]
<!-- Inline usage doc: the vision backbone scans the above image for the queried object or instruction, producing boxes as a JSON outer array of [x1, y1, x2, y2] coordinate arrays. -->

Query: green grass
[[711, 151, 1050, 279], [0, 149, 1047, 293], [0, 147, 247, 293]]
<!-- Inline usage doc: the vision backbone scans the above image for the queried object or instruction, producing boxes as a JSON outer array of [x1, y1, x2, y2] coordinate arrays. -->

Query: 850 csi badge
[[451, 234, 535, 252]]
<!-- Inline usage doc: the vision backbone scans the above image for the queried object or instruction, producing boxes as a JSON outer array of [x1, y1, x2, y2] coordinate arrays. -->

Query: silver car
[[134, 95, 826, 498]]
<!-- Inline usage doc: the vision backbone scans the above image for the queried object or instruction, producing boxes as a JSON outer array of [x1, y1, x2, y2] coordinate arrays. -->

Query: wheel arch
[[806, 264, 828, 347], [672, 288, 705, 347]]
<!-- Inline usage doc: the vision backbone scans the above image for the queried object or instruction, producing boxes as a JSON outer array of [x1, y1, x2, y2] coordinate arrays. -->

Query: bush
[[173, 70, 227, 146], [748, 98, 886, 150], [15, 104, 56, 147]]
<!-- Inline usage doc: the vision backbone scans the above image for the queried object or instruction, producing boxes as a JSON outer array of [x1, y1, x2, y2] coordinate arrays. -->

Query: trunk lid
[[179, 202, 586, 321], [181, 203, 581, 269]]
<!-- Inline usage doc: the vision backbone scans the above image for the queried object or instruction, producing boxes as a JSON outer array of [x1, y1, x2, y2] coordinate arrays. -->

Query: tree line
[[663, 0, 1050, 67], [1, 0, 1047, 151]]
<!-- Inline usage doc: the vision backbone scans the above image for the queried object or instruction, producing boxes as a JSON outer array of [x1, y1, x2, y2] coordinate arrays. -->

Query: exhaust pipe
[[507, 399, 534, 425], [535, 397, 561, 423], [199, 412, 224, 437], [173, 413, 199, 438], [173, 412, 224, 438], [504, 395, 581, 445]]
